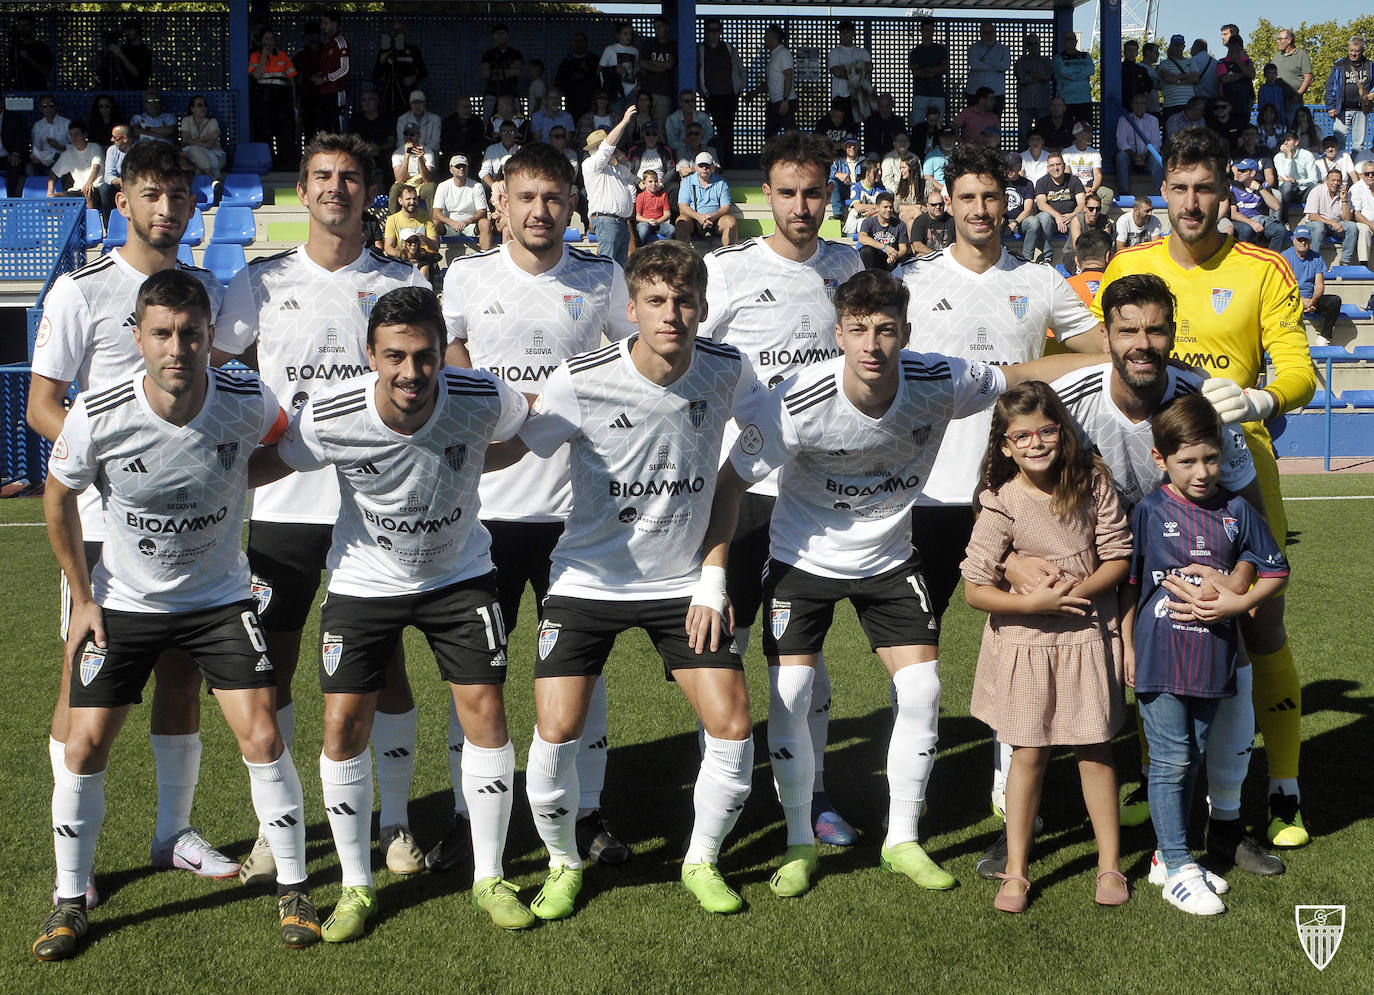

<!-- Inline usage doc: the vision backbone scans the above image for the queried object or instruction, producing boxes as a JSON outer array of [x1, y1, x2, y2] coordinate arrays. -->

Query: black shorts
[[69, 600, 275, 708], [484, 519, 563, 630], [246, 521, 334, 631], [724, 492, 775, 629], [761, 558, 940, 658], [59, 541, 103, 640], [535, 595, 744, 680], [910, 504, 976, 622], [317, 572, 507, 693]]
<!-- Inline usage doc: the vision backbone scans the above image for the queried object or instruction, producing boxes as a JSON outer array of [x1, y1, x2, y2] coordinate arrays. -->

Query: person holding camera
[[389, 122, 436, 213]]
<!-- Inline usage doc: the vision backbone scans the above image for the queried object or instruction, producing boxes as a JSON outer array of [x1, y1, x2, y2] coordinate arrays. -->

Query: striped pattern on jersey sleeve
[[901, 357, 952, 381], [84, 380, 136, 417], [567, 341, 620, 376], [444, 370, 500, 396], [695, 338, 743, 362], [312, 385, 368, 421], [212, 368, 263, 395], [784, 374, 837, 417]]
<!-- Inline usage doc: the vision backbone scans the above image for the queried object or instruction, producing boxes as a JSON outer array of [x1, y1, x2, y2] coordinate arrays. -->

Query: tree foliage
[[1251, 15, 1374, 106]]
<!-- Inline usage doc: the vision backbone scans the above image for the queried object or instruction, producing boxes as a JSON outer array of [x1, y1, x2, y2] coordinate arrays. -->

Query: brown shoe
[[1095, 869, 1130, 907]]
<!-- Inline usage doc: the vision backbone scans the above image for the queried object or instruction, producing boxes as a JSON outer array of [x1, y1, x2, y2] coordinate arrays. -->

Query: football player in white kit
[[899, 142, 1102, 854], [217, 133, 432, 882], [699, 270, 1093, 898], [700, 130, 865, 845], [439, 142, 636, 871], [35, 271, 316, 961], [27, 140, 244, 899], [251, 287, 535, 936]]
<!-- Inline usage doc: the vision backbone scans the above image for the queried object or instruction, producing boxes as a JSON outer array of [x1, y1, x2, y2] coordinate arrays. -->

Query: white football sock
[[320, 749, 373, 888], [463, 740, 516, 882], [446, 698, 467, 815], [49, 735, 65, 781], [525, 729, 583, 869], [685, 732, 754, 865], [885, 661, 941, 848], [577, 675, 609, 815], [992, 738, 1011, 803], [767, 665, 815, 846], [370, 706, 417, 829], [53, 763, 104, 902], [1205, 666, 1254, 821], [245, 747, 307, 886], [809, 654, 832, 794], [150, 732, 200, 843], [276, 700, 295, 751]]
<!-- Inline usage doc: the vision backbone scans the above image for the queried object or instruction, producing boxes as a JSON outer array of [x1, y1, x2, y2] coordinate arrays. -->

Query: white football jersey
[[48, 369, 283, 613], [520, 336, 765, 600], [702, 235, 863, 496], [277, 370, 528, 599], [902, 249, 1099, 506], [732, 353, 1005, 579], [31, 250, 230, 539], [217, 246, 428, 525], [441, 244, 635, 523], [1052, 363, 1256, 509]]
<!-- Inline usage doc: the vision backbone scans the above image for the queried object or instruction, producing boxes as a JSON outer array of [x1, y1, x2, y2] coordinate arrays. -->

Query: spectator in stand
[[815, 98, 857, 154], [640, 17, 676, 127], [248, 28, 298, 169], [577, 90, 616, 148], [908, 186, 955, 254], [47, 122, 102, 207], [441, 95, 487, 168], [293, 22, 323, 141], [1256, 104, 1286, 154], [1, 94, 31, 196], [312, 10, 351, 134], [600, 20, 640, 112], [624, 92, 656, 149], [1165, 95, 1209, 140], [352, 89, 395, 179], [131, 91, 177, 145], [829, 135, 863, 220], [633, 167, 675, 243], [583, 105, 639, 264], [908, 18, 949, 125], [1066, 230, 1111, 304], [1141, 43, 1166, 119], [1054, 30, 1096, 130], [1257, 64, 1287, 123], [967, 21, 1011, 111], [1064, 123, 1112, 211], [1118, 40, 1146, 103], [480, 23, 523, 117], [373, 21, 427, 119], [430, 155, 493, 248], [1326, 37, 1374, 153], [922, 126, 956, 198], [1283, 226, 1342, 342], [479, 120, 520, 190], [1191, 39, 1220, 102], [10, 15, 54, 90], [1349, 160, 1374, 266], [665, 90, 715, 153], [1229, 157, 1288, 250], [97, 124, 131, 223], [1116, 92, 1163, 194], [857, 191, 911, 271], [384, 184, 441, 283], [1036, 95, 1076, 152], [530, 88, 575, 144], [1272, 29, 1314, 123], [486, 94, 530, 147], [1208, 99, 1242, 148], [828, 19, 874, 121], [1235, 126, 1278, 188], [910, 105, 942, 157], [865, 93, 903, 160], [390, 122, 437, 212], [1027, 151, 1085, 263], [892, 156, 924, 230], [954, 87, 1001, 148], [1015, 34, 1054, 147], [1275, 131, 1322, 215], [1305, 166, 1362, 266], [29, 94, 70, 171], [761, 24, 797, 137], [545, 125, 586, 229], [86, 95, 124, 150], [95, 19, 152, 91], [179, 95, 225, 180], [676, 150, 736, 246], [881, 131, 918, 196], [1004, 151, 1037, 242], [628, 121, 675, 197], [395, 89, 441, 153], [1115, 195, 1165, 250], [556, 31, 600, 123], [697, 19, 745, 170], [1157, 34, 1199, 121], [1071, 192, 1114, 270], [525, 59, 548, 115], [675, 125, 718, 185], [1217, 35, 1256, 125], [843, 159, 884, 235], [1020, 129, 1050, 183]]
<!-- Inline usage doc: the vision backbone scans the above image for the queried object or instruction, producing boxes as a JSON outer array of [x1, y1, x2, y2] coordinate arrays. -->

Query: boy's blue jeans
[[1139, 691, 1222, 870]]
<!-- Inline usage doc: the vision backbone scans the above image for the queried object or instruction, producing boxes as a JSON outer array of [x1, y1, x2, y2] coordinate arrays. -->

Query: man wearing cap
[[1158, 34, 1200, 121], [1304, 165, 1363, 265], [395, 89, 440, 152], [676, 152, 736, 246], [1116, 92, 1164, 194], [479, 121, 521, 190], [1283, 225, 1342, 342], [384, 184, 441, 283], [829, 134, 863, 220], [582, 104, 638, 266], [953, 87, 1001, 148], [389, 122, 436, 213], [1229, 157, 1289, 250], [431, 155, 493, 249], [1064, 122, 1113, 209], [922, 126, 957, 199]]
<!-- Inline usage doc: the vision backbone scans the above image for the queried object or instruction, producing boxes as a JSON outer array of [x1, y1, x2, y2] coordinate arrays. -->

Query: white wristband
[[689, 565, 728, 614]]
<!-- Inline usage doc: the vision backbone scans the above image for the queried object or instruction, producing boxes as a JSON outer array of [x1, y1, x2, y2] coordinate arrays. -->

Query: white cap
[[694, 151, 716, 167]]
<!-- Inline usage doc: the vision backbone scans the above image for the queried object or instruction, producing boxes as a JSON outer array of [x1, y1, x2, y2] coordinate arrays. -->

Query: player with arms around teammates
[[35, 271, 317, 961]]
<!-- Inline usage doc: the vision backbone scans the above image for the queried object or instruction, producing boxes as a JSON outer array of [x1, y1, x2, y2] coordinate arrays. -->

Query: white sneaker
[[238, 832, 276, 886], [151, 827, 240, 879], [1148, 850, 1230, 894], [52, 875, 100, 910], [1162, 864, 1227, 915], [380, 824, 425, 875], [991, 784, 1045, 834]]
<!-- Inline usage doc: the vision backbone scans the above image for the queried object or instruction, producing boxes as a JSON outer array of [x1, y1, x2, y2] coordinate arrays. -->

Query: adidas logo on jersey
[[122, 458, 149, 473], [123, 312, 137, 328], [754, 289, 777, 303], [352, 462, 381, 474], [609, 413, 633, 428], [931, 299, 953, 311], [482, 302, 506, 315], [254, 655, 273, 672], [279, 298, 302, 311]]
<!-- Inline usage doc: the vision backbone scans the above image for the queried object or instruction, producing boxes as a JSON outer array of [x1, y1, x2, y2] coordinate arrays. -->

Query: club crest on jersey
[[538, 622, 561, 660], [80, 644, 107, 687], [823, 279, 838, 301], [563, 294, 585, 320], [770, 600, 792, 639], [444, 444, 467, 472], [1008, 295, 1030, 321], [912, 424, 932, 446], [251, 577, 273, 614], [689, 399, 707, 429], [217, 442, 239, 470], [1085, 279, 1101, 296], [1222, 516, 1238, 541], [357, 291, 377, 318], [1211, 288, 1233, 315], [322, 633, 343, 676]]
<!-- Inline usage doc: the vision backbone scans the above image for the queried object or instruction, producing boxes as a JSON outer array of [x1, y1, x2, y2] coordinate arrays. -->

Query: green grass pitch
[[0, 478, 1370, 992]]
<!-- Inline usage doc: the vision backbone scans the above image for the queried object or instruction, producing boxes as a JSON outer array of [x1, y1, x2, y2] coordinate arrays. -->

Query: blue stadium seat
[[231, 142, 273, 176], [1339, 302, 1373, 320], [202, 241, 246, 283], [1115, 193, 1166, 210], [220, 173, 264, 209], [209, 206, 256, 245], [102, 210, 129, 251], [0, 177, 6, 198], [22, 176, 48, 199], [1343, 390, 1374, 408], [1303, 389, 1342, 409], [177, 243, 194, 266], [562, 229, 581, 242], [191, 173, 218, 208], [1055, 263, 1071, 277], [1325, 265, 1373, 280], [84, 208, 104, 249], [1352, 346, 1374, 361], [181, 208, 205, 246]]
